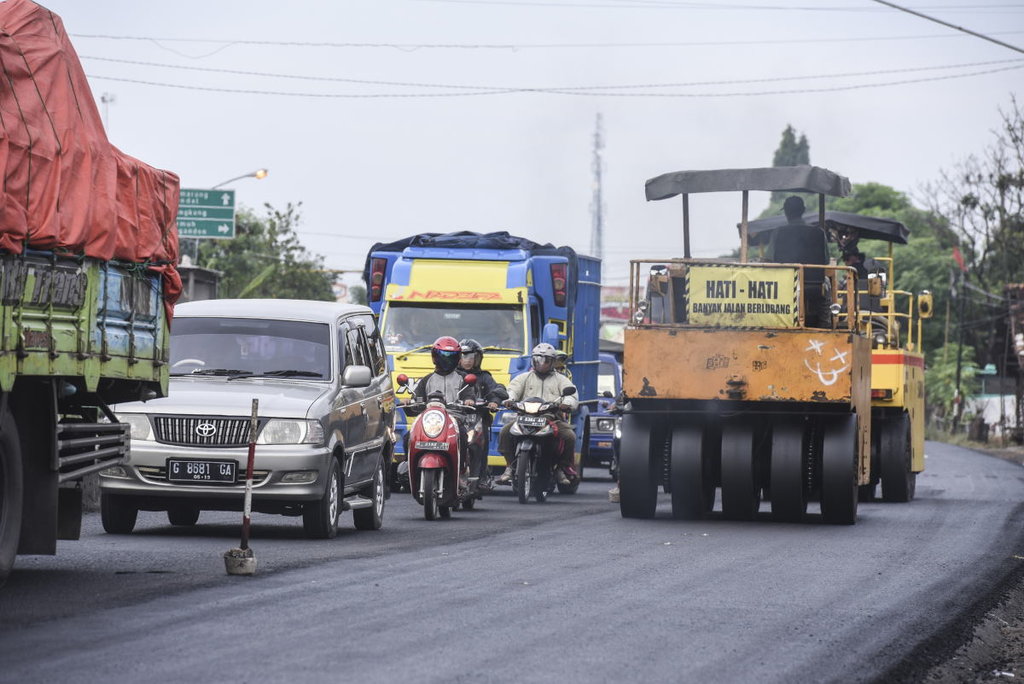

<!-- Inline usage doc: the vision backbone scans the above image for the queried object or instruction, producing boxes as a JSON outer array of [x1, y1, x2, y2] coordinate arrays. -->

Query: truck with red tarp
[[0, 0, 181, 585]]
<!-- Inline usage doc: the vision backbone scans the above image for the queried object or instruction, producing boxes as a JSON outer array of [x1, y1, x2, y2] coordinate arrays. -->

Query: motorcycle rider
[[403, 336, 478, 463], [458, 338, 508, 485], [496, 342, 578, 486]]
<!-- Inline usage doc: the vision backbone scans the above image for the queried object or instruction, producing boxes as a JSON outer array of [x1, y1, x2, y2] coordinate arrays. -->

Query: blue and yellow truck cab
[[363, 232, 601, 479]]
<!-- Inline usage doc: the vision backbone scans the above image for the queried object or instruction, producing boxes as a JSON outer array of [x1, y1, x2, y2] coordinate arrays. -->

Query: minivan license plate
[[168, 459, 236, 483]]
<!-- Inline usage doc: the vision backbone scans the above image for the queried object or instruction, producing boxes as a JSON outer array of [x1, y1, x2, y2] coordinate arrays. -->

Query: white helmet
[[531, 343, 557, 374]]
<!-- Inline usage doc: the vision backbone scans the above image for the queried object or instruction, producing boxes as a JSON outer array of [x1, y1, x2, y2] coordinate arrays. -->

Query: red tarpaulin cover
[[0, 0, 181, 315]]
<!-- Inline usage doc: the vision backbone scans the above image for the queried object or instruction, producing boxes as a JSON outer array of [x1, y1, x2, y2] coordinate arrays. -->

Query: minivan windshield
[[169, 317, 332, 378], [381, 303, 526, 353]]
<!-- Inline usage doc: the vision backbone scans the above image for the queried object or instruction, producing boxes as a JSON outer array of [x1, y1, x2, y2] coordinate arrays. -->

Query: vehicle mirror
[[396, 373, 409, 385], [867, 273, 883, 297], [464, 373, 477, 385], [918, 291, 934, 319], [542, 322, 561, 348], [603, 390, 614, 398], [562, 386, 577, 397], [342, 365, 372, 388]]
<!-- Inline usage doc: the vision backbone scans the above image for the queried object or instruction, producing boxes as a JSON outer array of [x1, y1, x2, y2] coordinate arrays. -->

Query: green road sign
[[177, 188, 236, 238]]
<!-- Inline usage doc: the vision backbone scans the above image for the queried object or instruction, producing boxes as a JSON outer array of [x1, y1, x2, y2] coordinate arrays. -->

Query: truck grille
[[153, 416, 257, 447]]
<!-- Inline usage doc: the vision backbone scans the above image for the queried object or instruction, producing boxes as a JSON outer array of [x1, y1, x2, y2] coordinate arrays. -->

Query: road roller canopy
[[742, 211, 911, 247], [645, 165, 851, 201]]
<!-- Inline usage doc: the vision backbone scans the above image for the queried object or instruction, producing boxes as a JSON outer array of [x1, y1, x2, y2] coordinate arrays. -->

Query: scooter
[[397, 373, 486, 520], [504, 386, 579, 504]]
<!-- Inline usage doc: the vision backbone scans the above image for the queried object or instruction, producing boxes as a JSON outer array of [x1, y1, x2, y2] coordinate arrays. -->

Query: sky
[[36, 0, 1024, 289]]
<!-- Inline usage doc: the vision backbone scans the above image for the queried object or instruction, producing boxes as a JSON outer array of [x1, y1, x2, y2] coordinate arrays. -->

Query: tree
[[922, 96, 1024, 371], [772, 124, 809, 167], [196, 202, 335, 301]]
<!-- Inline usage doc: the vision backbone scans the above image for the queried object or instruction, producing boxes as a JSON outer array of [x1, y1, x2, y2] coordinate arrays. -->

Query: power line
[[80, 55, 1024, 92], [70, 29, 1024, 51], [411, 0, 1024, 10], [85, 61, 1024, 98], [871, 0, 1024, 55]]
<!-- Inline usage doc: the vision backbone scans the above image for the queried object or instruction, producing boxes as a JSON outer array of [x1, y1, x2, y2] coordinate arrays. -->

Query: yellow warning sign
[[687, 266, 798, 328]]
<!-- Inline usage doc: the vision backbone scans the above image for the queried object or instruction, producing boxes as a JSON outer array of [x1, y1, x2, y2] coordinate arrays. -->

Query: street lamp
[[212, 168, 269, 189], [182, 169, 269, 265]]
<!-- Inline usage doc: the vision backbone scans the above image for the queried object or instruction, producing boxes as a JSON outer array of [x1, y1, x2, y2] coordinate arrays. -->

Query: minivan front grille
[[153, 416, 258, 447]]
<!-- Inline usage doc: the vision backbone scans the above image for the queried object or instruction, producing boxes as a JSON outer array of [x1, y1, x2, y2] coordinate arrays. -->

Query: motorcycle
[[397, 373, 488, 520], [503, 386, 579, 504]]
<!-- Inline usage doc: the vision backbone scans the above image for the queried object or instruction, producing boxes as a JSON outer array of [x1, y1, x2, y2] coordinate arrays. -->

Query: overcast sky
[[39, 0, 1024, 286]]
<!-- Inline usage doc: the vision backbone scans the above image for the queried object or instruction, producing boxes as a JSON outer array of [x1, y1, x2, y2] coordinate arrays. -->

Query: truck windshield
[[169, 318, 332, 378], [382, 303, 526, 353]]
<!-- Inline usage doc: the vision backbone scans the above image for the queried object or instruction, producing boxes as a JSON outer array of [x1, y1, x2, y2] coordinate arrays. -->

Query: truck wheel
[[881, 413, 915, 503], [619, 415, 657, 519], [770, 419, 808, 522], [721, 419, 759, 521], [821, 414, 858, 525], [0, 407, 23, 587], [167, 505, 200, 526], [303, 457, 340, 539], [670, 423, 712, 520], [101, 493, 138, 534], [353, 458, 386, 530]]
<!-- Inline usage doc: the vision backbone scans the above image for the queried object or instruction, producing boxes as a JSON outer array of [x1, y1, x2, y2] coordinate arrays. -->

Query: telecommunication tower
[[589, 113, 605, 260]]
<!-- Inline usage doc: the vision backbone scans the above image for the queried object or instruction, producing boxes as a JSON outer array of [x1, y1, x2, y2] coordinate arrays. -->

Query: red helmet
[[431, 336, 461, 373]]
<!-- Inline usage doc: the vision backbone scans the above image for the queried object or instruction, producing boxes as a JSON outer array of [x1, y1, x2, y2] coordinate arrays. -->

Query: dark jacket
[[469, 369, 508, 404]]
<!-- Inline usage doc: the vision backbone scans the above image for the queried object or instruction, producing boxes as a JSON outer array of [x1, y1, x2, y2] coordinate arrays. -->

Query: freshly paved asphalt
[[2, 442, 1023, 684]]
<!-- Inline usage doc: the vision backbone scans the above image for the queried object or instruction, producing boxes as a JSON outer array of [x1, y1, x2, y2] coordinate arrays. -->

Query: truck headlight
[[596, 418, 615, 433], [258, 419, 325, 445], [421, 410, 446, 438], [120, 414, 153, 441]]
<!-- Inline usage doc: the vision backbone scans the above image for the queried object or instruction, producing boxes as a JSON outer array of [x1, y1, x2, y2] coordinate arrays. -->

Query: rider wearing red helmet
[[409, 336, 477, 405]]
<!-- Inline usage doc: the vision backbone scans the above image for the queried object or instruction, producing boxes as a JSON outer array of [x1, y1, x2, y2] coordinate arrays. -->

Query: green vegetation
[[195, 202, 336, 301], [762, 97, 1023, 432]]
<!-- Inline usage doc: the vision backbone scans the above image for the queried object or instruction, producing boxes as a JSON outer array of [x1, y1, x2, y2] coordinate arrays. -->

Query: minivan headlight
[[258, 419, 325, 445], [120, 413, 153, 441]]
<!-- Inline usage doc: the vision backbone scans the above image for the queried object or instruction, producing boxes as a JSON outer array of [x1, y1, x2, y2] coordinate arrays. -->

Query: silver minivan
[[99, 299, 395, 539]]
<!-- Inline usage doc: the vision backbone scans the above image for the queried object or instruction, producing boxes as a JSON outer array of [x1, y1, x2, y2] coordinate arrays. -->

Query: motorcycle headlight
[[119, 413, 153, 441], [421, 410, 446, 438], [258, 419, 325, 445]]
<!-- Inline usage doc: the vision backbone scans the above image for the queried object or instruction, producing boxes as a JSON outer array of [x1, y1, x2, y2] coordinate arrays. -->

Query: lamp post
[[185, 169, 269, 264], [212, 168, 269, 189]]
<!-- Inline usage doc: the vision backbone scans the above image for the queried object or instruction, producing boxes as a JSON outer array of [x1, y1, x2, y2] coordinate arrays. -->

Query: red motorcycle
[[398, 373, 487, 520]]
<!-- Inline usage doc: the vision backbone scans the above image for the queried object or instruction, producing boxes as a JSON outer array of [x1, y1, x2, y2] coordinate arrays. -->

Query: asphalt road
[[2, 442, 1023, 684]]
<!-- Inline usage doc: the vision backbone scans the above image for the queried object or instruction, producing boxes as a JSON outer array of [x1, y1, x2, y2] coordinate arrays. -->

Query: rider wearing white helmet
[[495, 343, 578, 485]]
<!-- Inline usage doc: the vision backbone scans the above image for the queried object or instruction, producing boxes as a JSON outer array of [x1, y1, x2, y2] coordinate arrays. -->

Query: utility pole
[[589, 113, 605, 260]]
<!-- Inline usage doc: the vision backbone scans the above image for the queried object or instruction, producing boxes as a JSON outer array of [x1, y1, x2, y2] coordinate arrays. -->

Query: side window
[[336, 326, 347, 372], [346, 328, 367, 368], [348, 315, 386, 376]]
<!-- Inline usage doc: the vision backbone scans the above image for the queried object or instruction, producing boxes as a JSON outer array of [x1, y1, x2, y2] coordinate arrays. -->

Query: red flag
[[952, 246, 968, 273]]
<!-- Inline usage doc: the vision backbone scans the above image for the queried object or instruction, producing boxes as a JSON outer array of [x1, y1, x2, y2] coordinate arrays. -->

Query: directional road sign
[[177, 188, 236, 239]]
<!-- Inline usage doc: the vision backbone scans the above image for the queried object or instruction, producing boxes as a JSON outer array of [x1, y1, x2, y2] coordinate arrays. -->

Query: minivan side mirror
[[342, 365, 372, 388]]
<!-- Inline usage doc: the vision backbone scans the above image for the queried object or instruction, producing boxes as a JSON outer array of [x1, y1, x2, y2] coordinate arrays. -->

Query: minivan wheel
[[101, 493, 138, 534], [303, 458, 340, 539], [353, 459, 385, 531], [167, 505, 200, 527]]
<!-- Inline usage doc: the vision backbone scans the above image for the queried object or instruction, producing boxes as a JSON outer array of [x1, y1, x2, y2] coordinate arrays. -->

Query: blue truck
[[583, 351, 622, 477], [363, 232, 601, 487]]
